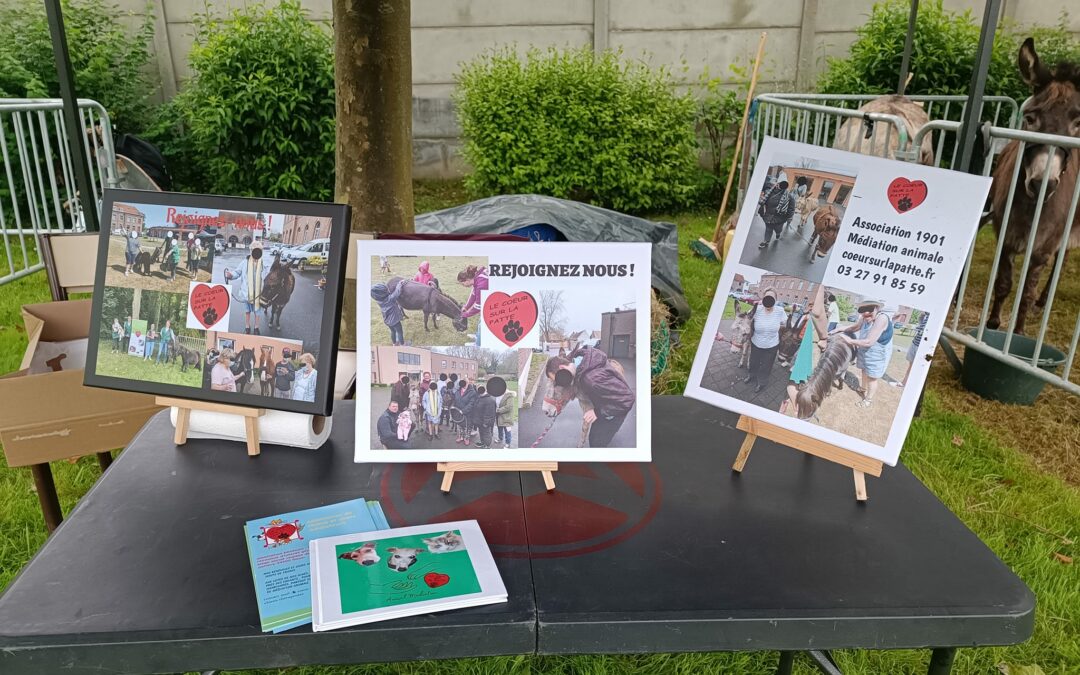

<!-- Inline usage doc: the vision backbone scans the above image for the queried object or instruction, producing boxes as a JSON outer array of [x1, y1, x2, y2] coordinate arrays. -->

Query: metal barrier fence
[[745, 93, 1079, 397], [0, 98, 117, 286]]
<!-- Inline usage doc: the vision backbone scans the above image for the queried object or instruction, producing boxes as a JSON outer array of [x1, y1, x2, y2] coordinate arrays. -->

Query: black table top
[[0, 397, 1034, 674]]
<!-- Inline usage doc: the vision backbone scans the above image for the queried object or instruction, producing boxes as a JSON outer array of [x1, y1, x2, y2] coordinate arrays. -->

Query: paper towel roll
[[168, 406, 332, 450]]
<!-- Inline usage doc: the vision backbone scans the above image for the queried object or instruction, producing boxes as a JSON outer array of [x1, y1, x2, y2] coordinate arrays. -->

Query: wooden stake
[[710, 31, 768, 246], [732, 415, 882, 501], [157, 397, 266, 457], [437, 461, 558, 493]]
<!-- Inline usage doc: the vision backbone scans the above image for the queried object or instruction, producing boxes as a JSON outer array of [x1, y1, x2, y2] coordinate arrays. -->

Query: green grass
[[95, 350, 204, 388], [1, 187, 1078, 674]]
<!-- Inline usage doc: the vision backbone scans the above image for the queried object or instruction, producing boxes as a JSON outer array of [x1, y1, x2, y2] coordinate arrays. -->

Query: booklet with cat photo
[[310, 520, 507, 631], [244, 498, 388, 633]]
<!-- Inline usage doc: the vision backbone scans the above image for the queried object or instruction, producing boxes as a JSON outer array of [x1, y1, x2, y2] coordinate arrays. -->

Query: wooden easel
[[156, 396, 266, 457], [732, 416, 883, 501], [437, 462, 557, 493]]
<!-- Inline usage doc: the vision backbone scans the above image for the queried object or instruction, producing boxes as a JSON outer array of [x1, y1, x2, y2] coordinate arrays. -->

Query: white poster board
[[685, 137, 991, 466], [357, 239, 652, 463]]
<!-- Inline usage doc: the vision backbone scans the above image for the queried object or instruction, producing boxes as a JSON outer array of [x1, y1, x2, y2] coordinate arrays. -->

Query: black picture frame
[[84, 188, 350, 417]]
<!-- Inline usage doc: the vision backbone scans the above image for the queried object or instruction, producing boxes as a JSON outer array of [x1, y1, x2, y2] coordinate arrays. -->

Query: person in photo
[[379, 255, 391, 274], [491, 377, 515, 449], [827, 293, 840, 332], [224, 240, 268, 335], [273, 347, 296, 399], [414, 261, 436, 287], [440, 375, 456, 429], [408, 383, 421, 427], [143, 323, 158, 361], [156, 319, 174, 364], [291, 352, 318, 403], [370, 282, 406, 346], [456, 378, 478, 445], [396, 407, 413, 442], [124, 231, 140, 276], [899, 311, 930, 388], [437, 372, 448, 394], [744, 289, 787, 393], [473, 385, 497, 448], [834, 300, 893, 408], [390, 374, 411, 412], [423, 380, 442, 440], [757, 177, 794, 249], [211, 348, 238, 392], [785, 285, 828, 416], [420, 370, 432, 393], [111, 318, 123, 353], [377, 400, 411, 449], [457, 265, 488, 345], [544, 344, 635, 448], [123, 315, 132, 351]]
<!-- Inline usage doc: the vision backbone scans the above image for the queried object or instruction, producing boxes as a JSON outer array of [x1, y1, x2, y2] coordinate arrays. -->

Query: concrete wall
[[112, 0, 1078, 178]]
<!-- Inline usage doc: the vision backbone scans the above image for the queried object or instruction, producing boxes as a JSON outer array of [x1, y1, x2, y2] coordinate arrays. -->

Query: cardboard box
[[0, 300, 161, 467]]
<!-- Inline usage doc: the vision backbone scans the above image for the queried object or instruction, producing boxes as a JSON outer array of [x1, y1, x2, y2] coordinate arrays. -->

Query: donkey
[[727, 302, 753, 369], [261, 254, 295, 332], [387, 277, 468, 332], [170, 338, 201, 373], [833, 94, 936, 166], [807, 204, 843, 263], [987, 38, 1080, 334], [792, 336, 858, 420], [776, 313, 804, 370]]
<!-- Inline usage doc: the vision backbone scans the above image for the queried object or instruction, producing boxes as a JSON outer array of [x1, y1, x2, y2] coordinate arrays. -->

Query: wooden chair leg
[[30, 463, 63, 533]]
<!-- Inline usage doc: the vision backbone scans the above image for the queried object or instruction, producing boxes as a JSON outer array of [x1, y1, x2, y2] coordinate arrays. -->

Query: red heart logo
[[423, 572, 450, 588], [265, 523, 297, 541], [483, 291, 538, 347], [887, 177, 928, 213], [189, 283, 230, 329]]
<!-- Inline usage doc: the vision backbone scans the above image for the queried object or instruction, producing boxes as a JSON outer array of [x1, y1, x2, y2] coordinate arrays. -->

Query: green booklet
[[309, 520, 506, 631]]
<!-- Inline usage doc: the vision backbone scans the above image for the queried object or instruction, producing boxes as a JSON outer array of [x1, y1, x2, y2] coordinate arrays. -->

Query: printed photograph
[[698, 268, 929, 446], [95, 287, 205, 388], [738, 153, 858, 284], [104, 201, 216, 292], [202, 332, 313, 401], [518, 288, 638, 449], [334, 530, 480, 614], [369, 255, 488, 348], [369, 345, 529, 451], [211, 213, 332, 345]]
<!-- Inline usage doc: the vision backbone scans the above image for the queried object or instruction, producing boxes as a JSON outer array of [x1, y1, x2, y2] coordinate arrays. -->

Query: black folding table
[[0, 397, 1034, 674]]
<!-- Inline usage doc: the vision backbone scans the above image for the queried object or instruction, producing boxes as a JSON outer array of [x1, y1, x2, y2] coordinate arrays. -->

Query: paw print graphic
[[202, 306, 219, 326], [897, 196, 913, 212], [502, 319, 523, 342]]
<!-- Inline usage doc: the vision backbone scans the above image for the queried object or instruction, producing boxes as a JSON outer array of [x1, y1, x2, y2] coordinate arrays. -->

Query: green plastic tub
[[961, 328, 1066, 405]]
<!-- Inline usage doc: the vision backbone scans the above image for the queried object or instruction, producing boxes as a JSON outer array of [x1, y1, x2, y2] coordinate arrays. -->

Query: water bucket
[[961, 328, 1066, 405]]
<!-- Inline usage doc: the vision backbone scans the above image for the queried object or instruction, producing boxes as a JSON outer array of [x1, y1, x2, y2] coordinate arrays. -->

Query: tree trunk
[[334, 0, 415, 348]]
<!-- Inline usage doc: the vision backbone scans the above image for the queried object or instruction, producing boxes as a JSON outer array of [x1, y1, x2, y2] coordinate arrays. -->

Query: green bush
[[696, 66, 748, 203], [455, 47, 701, 213], [153, 0, 334, 199], [817, 0, 1080, 106], [0, 0, 155, 132]]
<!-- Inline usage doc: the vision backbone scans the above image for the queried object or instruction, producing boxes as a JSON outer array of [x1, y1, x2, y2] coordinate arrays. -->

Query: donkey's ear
[[1018, 37, 1048, 89]]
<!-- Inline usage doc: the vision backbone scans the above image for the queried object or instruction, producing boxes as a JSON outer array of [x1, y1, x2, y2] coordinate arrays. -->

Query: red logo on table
[[887, 177, 928, 213], [379, 464, 661, 559], [189, 283, 230, 329], [483, 291, 538, 347], [256, 519, 304, 548]]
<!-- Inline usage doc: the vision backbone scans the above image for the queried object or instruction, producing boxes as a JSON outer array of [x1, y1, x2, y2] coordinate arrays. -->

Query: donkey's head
[[1017, 38, 1080, 199]]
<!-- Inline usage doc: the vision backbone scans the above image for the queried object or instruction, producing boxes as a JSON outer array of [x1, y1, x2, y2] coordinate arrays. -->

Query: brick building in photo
[[770, 165, 856, 207], [283, 215, 331, 246], [110, 203, 145, 234], [370, 346, 478, 385], [429, 350, 479, 383], [759, 274, 819, 307]]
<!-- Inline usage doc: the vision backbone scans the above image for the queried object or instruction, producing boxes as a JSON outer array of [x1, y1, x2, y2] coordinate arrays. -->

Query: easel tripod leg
[[541, 471, 556, 491], [440, 471, 455, 492], [853, 470, 868, 501], [244, 416, 260, 457], [733, 433, 756, 472], [174, 407, 191, 445]]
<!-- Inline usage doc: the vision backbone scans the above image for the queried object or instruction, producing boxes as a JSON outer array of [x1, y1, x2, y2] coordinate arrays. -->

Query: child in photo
[[291, 352, 318, 403], [414, 261, 436, 288], [211, 349, 238, 392], [224, 241, 269, 335], [409, 383, 421, 425], [457, 265, 488, 346], [379, 256, 391, 274], [492, 378, 516, 449], [423, 380, 442, 440], [441, 376, 456, 429], [455, 378, 477, 445], [473, 385, 497, 449], [370, 282, 406, 346], [396, 408, 413, 441]]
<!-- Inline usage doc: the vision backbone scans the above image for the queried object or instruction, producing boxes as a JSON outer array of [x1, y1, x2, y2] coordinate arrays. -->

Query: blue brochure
[[244, 498, 379, 632]]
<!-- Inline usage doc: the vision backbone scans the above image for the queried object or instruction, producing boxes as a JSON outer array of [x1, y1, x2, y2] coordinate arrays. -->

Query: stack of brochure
[[309, 519, 507, 631], [244, 498, 389, 633]]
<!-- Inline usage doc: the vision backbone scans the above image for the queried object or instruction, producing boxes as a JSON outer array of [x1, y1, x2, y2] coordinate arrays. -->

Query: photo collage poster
[[85, 190, 348, 416], [356, 240, 652, 462], [685, 137, 991, 465]]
